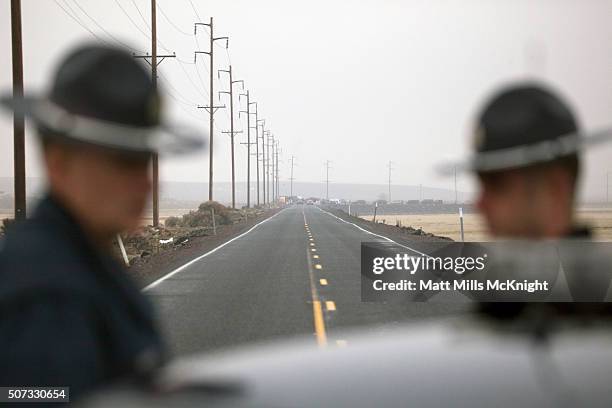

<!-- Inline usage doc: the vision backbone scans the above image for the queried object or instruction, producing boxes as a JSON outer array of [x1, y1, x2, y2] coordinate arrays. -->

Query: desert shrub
[[165, 216, 180, 228]]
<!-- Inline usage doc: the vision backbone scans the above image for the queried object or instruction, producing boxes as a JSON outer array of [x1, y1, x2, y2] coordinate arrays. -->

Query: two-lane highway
[[146, 205, 469, 356]]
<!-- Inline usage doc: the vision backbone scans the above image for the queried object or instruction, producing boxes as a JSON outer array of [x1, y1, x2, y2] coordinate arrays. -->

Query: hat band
[[35, 100, 159, 152], [468, 128, 612, 172]]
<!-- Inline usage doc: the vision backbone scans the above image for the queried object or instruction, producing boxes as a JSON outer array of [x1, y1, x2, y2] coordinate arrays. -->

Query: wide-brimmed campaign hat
[[1, 43, 205, 155], [439, 83, 612, 175]]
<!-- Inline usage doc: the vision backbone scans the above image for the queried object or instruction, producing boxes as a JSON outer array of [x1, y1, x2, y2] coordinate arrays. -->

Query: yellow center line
[[320, 278, 328, 285], [325, 301, 336, 311], [303, 209, 327, 347], [312, 301, 327, 347], [313, 254, 320, 259], [315, 264, 322, 270]]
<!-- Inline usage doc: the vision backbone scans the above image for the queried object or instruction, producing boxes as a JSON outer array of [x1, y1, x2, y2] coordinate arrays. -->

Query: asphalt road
[[146, 205, 470, 356]]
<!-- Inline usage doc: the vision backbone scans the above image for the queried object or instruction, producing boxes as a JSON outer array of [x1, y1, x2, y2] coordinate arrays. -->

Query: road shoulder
[[128, 207, 283, 288]]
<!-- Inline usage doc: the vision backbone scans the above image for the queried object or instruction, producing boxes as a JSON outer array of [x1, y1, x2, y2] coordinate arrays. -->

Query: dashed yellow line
[[304, 209, 327, 347], [336, 339, 347, 347], [315, 264, 322, 270], [325, 301, 336, 311], [313, 255, 320, 259], [320, 278, 328, 286]]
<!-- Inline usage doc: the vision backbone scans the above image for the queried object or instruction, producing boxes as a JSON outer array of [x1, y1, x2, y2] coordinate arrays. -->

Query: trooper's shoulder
[[0, 217, 98, 301]]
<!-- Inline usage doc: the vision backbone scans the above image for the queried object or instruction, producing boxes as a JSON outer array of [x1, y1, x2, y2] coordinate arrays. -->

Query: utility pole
[[387, 161, 393, 203], [266, 132, 274, 205], [290, 156, 296, 199], [132, 1, 175, 227], [11, 0, 25, 221], [239, 92, 257, 208], [275, 140, 280, 202], [259, 120, 266, 206], [195, 18, 228, 202], [252, 112, 262, 207], [325, 160, 331, 201], [607, 171, 611, 204], [269, 135, 274, 203], [219, 65, 243, 209], [454, 165, 458, 204]]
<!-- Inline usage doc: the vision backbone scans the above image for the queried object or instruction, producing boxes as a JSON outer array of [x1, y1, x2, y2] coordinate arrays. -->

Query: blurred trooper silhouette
[[0, 44, 203, 399], [471, 84, 584, 239], [461, 83, 612, 309]]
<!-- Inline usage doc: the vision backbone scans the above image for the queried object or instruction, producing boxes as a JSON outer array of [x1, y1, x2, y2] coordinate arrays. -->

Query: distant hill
[[0, 177, 470, 209]]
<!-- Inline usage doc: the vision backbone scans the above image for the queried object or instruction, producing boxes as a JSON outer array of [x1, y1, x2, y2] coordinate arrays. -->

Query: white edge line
[[315, 206, 431, 258], [142, 208, 288, 292]]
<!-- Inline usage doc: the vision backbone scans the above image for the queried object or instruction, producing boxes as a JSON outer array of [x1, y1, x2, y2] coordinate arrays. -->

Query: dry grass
[[140, 209, 193, 226], [360, 213, 490, 241], [360, 209, 612, 242]]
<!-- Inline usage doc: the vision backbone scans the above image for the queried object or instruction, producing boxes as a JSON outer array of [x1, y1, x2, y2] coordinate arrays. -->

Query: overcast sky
[[1, 0, 612, 201]]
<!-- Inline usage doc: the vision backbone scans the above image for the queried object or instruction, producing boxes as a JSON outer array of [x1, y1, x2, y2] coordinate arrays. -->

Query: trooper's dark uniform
[[0, 195, 163, 396], [0, 44, 203, 399]]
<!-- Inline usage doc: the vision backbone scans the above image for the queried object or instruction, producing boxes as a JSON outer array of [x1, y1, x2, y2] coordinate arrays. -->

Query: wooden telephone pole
[[290, 156, 296, 199], [259, 121, 267, 206], [325, 160, 331, 200], [239, 92, 257, 208], [195, 18, 228, 202], [387, 160, 393, 203], [11, 0, 25, 221], [275, 140, 280, 202], [219, 65, 243, 208], [132, 0, 175, 227]]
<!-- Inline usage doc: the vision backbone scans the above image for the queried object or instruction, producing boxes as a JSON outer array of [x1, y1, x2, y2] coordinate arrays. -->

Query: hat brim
[[0, 94, 206, 155], [437, 128, 612, 176]]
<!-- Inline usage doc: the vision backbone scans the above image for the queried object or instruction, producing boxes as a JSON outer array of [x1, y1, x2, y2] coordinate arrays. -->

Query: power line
[[131, 0, 151, 30], [175, 59, 209, 99], [68, 0, 144, 53], [53, 0, 108, 44], [187, 0, 202, 21], [157, 71, 199, 105], [157, 2, 192, 36], [113, 0, 171, 52]]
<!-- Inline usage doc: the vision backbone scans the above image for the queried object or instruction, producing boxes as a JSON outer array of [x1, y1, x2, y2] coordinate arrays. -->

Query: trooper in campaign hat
[[0, 44, 205, 399], [451, 83, 609, 238]]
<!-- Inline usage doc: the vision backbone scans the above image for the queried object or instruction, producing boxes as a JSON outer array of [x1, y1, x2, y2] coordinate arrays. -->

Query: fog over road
[[146, 205, 469, 356]]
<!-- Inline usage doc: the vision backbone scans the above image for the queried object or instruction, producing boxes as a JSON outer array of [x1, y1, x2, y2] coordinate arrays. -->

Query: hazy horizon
[[2, 0, 612, 202]]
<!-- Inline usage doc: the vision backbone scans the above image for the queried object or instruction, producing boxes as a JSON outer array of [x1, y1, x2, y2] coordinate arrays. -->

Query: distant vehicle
[[306, 200, 314, 205], [296, 200, 305, 205]]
